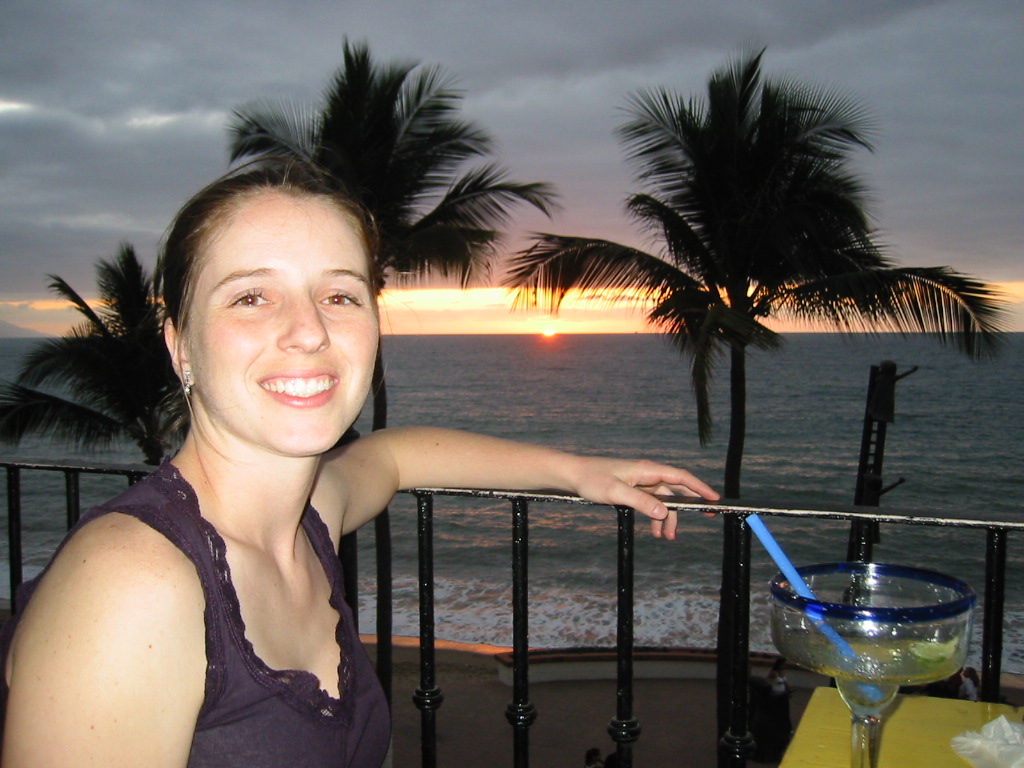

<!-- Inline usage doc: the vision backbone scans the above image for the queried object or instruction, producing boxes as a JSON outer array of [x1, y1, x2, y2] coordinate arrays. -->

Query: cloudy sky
[[2, 0, 1022, 335]]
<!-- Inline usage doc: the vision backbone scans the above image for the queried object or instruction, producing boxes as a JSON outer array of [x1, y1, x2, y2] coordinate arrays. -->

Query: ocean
[[2, 333, 1022, 670]]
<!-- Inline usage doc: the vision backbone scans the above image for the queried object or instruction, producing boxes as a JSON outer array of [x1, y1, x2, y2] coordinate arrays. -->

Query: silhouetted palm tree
[[506, 50, 1004, 499], [0, 244, 183, 465], [228, 39, 557, 430]]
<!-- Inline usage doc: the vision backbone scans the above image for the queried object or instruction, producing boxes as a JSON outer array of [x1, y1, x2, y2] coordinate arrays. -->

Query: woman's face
[[166, 191, 379, 460]]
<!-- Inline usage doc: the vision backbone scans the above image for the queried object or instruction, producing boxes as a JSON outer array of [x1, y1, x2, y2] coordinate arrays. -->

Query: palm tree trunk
[[370, 346, 394, 707], [724, 344, 747, 499], [371, 345, 388, 431]]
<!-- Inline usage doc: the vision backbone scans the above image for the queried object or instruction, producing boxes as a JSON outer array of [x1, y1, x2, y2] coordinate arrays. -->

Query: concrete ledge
[[492, 646, 829, 687]]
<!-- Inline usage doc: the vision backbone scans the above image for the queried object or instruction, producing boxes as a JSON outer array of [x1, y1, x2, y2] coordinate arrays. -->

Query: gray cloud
[[1, 0, 1021, 318]]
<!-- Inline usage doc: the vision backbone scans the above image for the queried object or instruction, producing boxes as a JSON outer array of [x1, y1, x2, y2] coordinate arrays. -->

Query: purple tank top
[[1, 462, 390, 767]]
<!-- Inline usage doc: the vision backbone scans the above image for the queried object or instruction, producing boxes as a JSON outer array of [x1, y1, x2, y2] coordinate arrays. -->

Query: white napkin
[[952, 716, 1024, 768]]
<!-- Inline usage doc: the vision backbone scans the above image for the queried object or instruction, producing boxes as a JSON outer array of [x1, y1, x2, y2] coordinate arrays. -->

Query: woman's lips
[[260, 376, 336, 398]]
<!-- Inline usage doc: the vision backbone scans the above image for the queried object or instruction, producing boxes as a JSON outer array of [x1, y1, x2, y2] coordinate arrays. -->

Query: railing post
[[982, 527, 1007, 702], [64, 469, 81, 529], [413, 492, 443, 768], [6, 466, 22, 612], [375, 509, 394, 709], [506, 497, 536, 768], [607, 506, 640, 768], [717, 513, 754, 768]]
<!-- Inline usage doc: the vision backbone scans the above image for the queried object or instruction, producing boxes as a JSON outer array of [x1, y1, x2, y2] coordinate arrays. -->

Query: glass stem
[[850, 713, 881, 768]]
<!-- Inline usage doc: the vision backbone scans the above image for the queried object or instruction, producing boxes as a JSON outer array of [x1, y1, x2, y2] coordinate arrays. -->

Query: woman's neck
[[171, 435, 320, 552]]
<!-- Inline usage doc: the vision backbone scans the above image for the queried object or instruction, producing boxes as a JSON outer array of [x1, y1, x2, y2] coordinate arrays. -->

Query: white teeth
[[262, 377, 333, 397]]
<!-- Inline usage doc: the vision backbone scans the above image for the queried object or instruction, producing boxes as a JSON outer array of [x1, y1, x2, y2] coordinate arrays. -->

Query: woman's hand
[[566, 456, 719, 540]]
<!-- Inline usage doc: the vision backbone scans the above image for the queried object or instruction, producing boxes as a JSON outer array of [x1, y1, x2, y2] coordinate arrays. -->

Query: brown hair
[[160, 157, 380, 336]]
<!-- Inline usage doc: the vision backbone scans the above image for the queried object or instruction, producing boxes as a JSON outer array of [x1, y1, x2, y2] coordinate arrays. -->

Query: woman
[[0, 159, 718, 767]]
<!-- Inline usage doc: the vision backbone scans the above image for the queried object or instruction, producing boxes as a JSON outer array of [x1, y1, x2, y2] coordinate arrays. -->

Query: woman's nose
[[279, 299, 329, 352]]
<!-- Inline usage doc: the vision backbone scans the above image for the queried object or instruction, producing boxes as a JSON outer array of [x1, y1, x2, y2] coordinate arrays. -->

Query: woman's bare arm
[[315, 426, 719, 540], [3, 514, 207, 768]]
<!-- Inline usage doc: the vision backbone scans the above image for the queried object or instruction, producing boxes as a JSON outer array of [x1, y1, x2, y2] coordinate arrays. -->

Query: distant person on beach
[[959, 667, 981, 701], [767, 657, 791, 698], [752, 657, 793, 762], [926, 670, 962, 699], [0, 157, 719, 768]]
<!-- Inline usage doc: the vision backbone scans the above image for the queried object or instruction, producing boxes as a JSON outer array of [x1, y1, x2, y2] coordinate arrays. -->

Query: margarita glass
[[770, 562, 975, 768]]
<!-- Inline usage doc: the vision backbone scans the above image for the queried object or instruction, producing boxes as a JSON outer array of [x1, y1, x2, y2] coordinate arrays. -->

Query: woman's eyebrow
[[211, 268, 275, 292], [324, 268, 371, 285], [210, 267, 371, 292]]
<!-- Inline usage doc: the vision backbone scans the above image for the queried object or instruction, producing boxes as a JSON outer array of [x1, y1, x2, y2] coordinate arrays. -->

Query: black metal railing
[[3, 460, 148, 605], [390, 487, 1022, 768], [2, 460, 1021, 768]]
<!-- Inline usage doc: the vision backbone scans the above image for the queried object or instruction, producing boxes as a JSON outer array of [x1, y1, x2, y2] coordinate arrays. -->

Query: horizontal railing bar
[[5, 462, 1017, 531], [0, 459, 148, 477], [407, 487, 1024, 531]]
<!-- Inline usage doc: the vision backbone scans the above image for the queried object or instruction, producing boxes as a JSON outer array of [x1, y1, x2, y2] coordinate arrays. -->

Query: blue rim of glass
[[770, 562, 976, 622]]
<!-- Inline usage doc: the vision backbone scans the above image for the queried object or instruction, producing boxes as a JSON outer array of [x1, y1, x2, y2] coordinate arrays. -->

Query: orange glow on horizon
[[2, 282, 1023, 336], [377, 286, 654, 335]]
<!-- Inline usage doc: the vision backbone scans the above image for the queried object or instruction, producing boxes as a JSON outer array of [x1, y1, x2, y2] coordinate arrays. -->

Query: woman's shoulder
[[12, 512, 206, 658], [4, 512, 207, 765]]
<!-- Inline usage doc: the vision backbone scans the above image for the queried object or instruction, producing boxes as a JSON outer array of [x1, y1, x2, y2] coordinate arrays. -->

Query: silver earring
[[183, 370, 194, 396]]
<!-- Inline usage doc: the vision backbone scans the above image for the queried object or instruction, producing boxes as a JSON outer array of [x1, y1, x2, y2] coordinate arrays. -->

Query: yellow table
[[780, 687, 1023, 767]]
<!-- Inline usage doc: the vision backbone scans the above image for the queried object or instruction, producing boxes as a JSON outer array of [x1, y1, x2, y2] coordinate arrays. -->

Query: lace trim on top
[[158, 463, 355, 724]]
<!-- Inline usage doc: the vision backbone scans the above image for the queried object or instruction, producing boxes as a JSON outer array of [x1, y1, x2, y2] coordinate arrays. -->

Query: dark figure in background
[[926, 670, 962, 699], [584, 746, 604, 767], [959, 667, 981, 701], [750, 657, 793, 762]]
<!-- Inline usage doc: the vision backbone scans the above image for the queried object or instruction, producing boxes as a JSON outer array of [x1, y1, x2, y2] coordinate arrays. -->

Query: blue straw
[[748, 514, 857, 661]]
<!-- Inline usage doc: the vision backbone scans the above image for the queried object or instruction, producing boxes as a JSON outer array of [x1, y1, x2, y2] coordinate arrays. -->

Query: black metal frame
[[3, 461, 1020, 767]]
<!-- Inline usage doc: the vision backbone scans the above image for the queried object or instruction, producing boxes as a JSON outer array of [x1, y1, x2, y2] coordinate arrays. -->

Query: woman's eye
[[233, 291, 267, 307], [325, 293, 358, 306]]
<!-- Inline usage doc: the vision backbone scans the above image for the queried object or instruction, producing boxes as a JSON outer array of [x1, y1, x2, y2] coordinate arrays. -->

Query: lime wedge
[[909, 639, 957, 664]]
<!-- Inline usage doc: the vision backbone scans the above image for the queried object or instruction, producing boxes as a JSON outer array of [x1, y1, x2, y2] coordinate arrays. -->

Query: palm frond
[[626, 193, 715, 280], [387, 224, 495, 288], [776, 268, 1007, 358], [771, 77, 877, 156], [685, 322, 721, 446], [415, 164, 558, 232], [505, 234, 695, 313], [46, 274, 112, 339], [228, 98, 320, 165], [95, 244, 161, 337], [0, 382, 124, 447], [395, 66, 492, 164]]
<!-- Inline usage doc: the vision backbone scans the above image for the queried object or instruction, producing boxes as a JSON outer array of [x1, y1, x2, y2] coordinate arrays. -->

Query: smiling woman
[[0, 156, 719, 768], [164, 190, 380, 459]]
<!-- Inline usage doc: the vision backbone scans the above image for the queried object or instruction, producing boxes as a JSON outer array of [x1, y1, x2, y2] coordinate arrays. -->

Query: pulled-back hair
[[160, 157, 380, 336]]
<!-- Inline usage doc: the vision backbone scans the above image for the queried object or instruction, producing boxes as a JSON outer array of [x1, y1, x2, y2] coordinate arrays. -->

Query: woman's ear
[[164, 319, 189, 380]]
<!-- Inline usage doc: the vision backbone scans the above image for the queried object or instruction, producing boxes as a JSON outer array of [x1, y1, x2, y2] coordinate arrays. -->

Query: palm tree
[[0, 244, 183, 465], [507, 48, 1005, 746], [506, 49, 1004, 500], [228, 39, 557, 292], [228, 39, 557, 434]]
